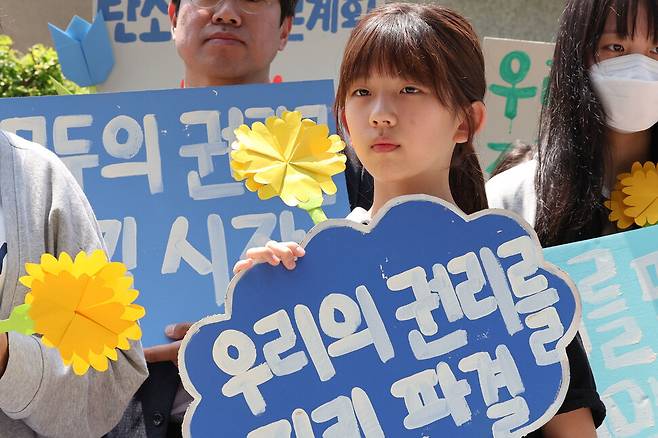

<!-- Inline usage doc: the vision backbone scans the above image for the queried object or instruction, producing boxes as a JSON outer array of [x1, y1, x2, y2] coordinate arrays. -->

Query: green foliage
[[0, 35, 90, 97]]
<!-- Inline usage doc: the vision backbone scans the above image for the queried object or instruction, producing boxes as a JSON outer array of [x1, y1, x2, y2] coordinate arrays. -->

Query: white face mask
[[589, 54, 658, 133]]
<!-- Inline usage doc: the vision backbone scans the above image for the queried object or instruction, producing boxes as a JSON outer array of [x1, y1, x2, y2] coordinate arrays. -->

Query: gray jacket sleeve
[[0, 132, 148, 437]]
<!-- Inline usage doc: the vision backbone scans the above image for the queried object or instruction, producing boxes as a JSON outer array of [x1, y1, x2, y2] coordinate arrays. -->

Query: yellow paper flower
[[621, 162, 658, 227], [604, 182, 635, 230], [605, 162, 658, 229], [19, 250, 145, 375], [230, 110, 347, 207]]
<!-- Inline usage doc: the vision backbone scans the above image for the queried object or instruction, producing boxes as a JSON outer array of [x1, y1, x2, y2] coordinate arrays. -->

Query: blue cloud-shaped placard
[[48, 12, 114, 87], [180, 196, 580, 437]]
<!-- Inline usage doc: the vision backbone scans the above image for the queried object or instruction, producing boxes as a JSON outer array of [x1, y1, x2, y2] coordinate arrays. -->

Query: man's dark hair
[[171, 0, 297, 24]]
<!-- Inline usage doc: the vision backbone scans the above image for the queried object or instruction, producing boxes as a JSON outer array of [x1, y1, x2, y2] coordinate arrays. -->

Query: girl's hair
[[490, 141, 535, 177], [535, 0, 658, 246], [334, 3, 488, 214]]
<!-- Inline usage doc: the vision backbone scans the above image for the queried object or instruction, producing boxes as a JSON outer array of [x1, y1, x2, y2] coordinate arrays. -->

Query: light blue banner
[[545, 225, 658, 437], [0, 80, 349, 346]]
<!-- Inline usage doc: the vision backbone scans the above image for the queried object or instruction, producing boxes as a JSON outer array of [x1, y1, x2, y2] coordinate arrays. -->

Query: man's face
[[171, 0, 292, 86]]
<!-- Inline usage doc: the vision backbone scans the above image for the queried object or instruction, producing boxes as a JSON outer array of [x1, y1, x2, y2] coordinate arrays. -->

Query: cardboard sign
[[479, 37, 555, 175], [0, 80, 350, 346], [270, 0, 380, 84], [94, 0, 182, 92], [92, 0, 382, 93], [545, 225, 658, 437], [180, 196, 579, 437]]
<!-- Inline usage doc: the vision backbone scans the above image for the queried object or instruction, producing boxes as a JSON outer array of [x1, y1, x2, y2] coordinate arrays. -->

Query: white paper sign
[[94, 0, 183, 92], [478, 37, 555, 176]]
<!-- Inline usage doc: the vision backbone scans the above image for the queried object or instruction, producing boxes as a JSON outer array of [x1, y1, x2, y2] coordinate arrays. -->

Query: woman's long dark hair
[[335, 3, 488, 214], [535, 0, 658, 246]]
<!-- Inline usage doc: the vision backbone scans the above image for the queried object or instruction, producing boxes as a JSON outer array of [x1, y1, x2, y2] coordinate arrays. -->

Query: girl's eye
[[401, 86, 420, 94], [651, 46, 658, 55], [353, 88, 370, 97], [604, 43, 625, 53]]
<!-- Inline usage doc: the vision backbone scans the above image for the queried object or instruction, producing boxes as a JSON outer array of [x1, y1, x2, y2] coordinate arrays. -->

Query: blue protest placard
[[180, 196, 579, 437], [0, 80, 349, 346], [545, 225, 658, 437]]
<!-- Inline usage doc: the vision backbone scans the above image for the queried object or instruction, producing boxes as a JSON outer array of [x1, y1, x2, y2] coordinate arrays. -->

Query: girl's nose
[[369, 98, 397, 127]]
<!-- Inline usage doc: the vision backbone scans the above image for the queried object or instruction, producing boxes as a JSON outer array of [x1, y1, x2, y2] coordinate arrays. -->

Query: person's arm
[[542, 408, 597, 438], [233, 241, 305, 274], [0, 334, 7, 378], [0, 145, 148, 437], [144, 322, 193, 364]]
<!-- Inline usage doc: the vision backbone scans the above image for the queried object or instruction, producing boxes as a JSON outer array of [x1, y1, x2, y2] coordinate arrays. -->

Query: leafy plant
[[0, 35, 90, 97]]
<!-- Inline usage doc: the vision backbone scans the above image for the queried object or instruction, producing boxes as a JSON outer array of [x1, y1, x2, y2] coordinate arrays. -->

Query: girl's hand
[[233, 241, 306, 274]]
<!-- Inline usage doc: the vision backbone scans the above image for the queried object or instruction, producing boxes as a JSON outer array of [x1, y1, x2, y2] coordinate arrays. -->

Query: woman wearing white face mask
[[487, 0, 657, 436], [488, 0, 657, 244]]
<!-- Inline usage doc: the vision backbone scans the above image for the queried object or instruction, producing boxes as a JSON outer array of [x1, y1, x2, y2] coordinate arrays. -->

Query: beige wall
[[437, 0, 564, 42], [2, 0, 91, 51], [2, 0, 562, 52]]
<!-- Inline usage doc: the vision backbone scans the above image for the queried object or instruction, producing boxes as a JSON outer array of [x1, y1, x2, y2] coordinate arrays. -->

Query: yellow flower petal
[[252, 164, 287, 192], [71, 354, 91, 376], [269, 111, 303, 158], [121, 323, 142, 341], [40, 253, 60, 275], [256, 183, 280, 201], [89, 351, 109, 372], [104, 346, 118, 361], [605, 183, 636, 230], [22, 263, 45, 286]]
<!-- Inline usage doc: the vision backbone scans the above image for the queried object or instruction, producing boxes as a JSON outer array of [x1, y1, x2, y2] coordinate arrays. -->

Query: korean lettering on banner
[[0, 80, 349, 347], [545, 225, 658, 438], [289, 0, 377, 41], [97, 0, 171, 43], [268, 0, 383, 84], [480, 37, 555, 176], [181, 197, 580, 436]]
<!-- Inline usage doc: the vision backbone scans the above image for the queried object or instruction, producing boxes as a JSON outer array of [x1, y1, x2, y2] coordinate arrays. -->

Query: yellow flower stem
[[0, 304, 35, 335], [0, 320, 11, 334], [307, 207, 328, 225], [298, 196, 328, 224]]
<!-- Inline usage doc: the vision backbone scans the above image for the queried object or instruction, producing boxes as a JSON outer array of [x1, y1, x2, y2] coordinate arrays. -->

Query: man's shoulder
[[1, 131, 64, 166], [1, 131, 78, 185]]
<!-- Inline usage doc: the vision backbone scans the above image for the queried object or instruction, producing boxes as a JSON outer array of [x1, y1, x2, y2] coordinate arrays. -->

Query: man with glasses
[[106, 0, 296, 437], [170, 0, 294, 87]]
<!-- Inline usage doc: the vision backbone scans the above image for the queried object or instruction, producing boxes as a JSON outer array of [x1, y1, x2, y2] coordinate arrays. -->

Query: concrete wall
[[436, 0, 564, 42], [1, 0, 91, 51], [3, 0, 563, 52]]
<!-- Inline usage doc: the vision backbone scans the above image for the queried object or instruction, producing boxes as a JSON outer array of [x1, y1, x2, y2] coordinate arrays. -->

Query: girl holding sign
[[234, 3, 604, 436], [234, 2, 488, 272]]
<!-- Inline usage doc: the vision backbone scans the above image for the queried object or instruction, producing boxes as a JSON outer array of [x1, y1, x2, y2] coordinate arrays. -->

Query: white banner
[[478, 37, 555, 176]]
